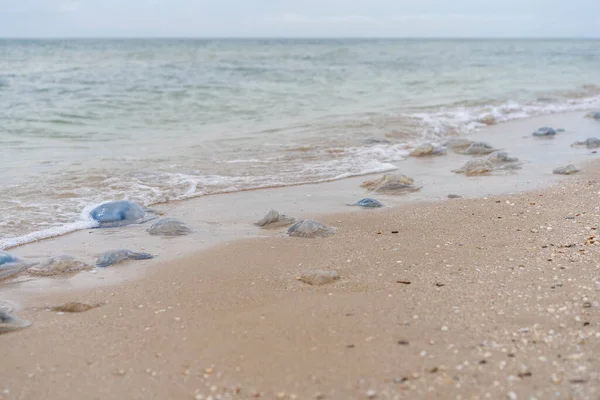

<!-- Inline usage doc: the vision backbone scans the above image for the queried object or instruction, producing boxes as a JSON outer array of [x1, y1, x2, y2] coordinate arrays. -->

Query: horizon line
[[1, 36, 600, 40]]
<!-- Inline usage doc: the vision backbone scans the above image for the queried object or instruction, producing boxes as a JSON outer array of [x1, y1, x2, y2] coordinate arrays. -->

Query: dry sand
[[2, 163, 600, 399]]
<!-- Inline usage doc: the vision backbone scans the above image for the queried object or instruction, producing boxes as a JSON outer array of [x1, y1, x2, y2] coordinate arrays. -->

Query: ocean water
[[1, 38, 600, 248]]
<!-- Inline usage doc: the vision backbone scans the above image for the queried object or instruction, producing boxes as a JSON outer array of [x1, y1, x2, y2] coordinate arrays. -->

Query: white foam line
[[0, 219, 98, 250], [4, 92, 599, 250], [410, 94, 600, 138], [0, 204, 100, 250]]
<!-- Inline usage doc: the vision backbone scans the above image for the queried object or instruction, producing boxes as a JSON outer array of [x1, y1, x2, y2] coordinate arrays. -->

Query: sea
[[1, 38, 600, 249]]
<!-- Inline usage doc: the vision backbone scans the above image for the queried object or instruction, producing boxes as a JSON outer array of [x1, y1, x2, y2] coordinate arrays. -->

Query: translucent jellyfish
[[409, 143, 447, 157], [443, 138, 474, 151], [453, 158, 495, 176], [348, 198, 384, 208], [28, 255, 92, 277], [361, 174, 421, 194], [532, 127, 557, 137], [552, 164, 580, 175], [148, 218, 191, 236], [51, 302, 102, 313], [0, 303, 31, 334], [96, 249, 153, 268], [254, 210, 296, 229], [0, 251, 36, 281], [487, 151, 519, 163], [459, 141, 496, 155], [287, 220, 336, 238], [571, 137, 600, 149], [297, 270, 340, 285], [90, 200, 156, 228]]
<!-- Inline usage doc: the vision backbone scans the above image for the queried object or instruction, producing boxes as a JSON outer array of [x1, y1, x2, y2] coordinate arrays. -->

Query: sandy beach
[[2, 154, 600, 399], [4, 25, 600, 400], [1, 110, 600, 400]]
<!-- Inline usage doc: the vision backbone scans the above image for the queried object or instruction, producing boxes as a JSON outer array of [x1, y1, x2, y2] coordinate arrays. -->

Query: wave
[[0, 205, 99, 250], [406, 93, 600, 138], [0, 160, 398, 250], [2, 90, 599, 251], [225, 159, 272, 164]]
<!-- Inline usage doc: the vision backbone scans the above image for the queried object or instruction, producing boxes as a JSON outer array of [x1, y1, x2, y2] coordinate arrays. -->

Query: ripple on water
[[2, 39, 600, 246]]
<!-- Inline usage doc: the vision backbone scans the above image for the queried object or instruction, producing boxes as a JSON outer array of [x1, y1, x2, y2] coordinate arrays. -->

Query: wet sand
[[2, 169, 600, 399], [5, 111, 600, 298], [2, 112, 600, 399]]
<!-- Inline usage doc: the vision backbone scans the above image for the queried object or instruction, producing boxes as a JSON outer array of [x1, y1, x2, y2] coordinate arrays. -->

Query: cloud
[[255, 12, 541, 27], [391, 14, 537, 22], [0, 0, 597, 37], [245, 13, 549, 37], [58, 1, 80, 13], [279, 14, 376, 24]]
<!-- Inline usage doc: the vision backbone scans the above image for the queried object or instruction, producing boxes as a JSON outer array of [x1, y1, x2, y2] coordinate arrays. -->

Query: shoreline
[[1, 167, 600, 399], [2, 111, 600, 305], [3, 110, 600, 253], [4, 38, 600, 400]]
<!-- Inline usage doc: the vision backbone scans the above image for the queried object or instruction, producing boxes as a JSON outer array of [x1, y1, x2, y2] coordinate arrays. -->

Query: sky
[[1, 0, 600, 38]]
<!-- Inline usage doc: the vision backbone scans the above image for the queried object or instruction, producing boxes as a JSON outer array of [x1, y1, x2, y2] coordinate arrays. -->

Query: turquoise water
[[1, 39, 600, 247]]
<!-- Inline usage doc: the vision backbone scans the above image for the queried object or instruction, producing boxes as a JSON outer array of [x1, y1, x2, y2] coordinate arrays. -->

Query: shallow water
[[1, 39, 600, 247], [3, 111, 600, 302]]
